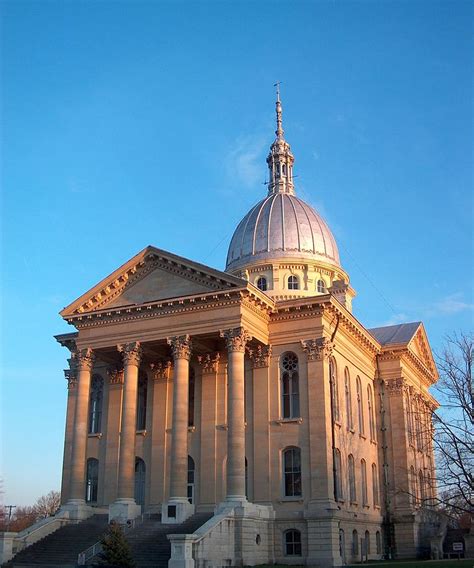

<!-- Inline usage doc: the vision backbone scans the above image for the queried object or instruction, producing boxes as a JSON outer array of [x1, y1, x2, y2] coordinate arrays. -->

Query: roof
[[368, 322, 422, 346]]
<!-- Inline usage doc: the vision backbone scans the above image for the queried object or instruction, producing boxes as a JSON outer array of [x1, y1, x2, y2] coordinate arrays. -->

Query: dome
[[226, 192, 340, 272]]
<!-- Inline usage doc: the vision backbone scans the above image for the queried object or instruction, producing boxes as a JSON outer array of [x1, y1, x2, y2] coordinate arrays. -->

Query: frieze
[[197, 353, 220, 374], [247, 344, 272, 368], [117, 342, 142, 367], [220, 327, 252, 353], [167, 335, 192, 361], [150, 360, 172, 380], [301, 337, 334, 361], [107, 367, 124, 385]]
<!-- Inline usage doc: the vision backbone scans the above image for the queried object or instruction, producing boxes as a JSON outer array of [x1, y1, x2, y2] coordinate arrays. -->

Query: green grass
[[346, 560, 473, 568]]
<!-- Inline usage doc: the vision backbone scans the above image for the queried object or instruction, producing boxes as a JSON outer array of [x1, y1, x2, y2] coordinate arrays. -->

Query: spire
[[266, 84, 295, 195]]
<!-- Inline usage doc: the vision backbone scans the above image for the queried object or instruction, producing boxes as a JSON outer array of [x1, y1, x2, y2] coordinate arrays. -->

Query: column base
[[109, 499, 142, 523], [60, 499, 94, 520], [162, 499, 195, 524]]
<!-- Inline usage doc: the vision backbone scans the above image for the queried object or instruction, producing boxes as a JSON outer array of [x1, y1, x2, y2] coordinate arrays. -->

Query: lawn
[[346, 560, 472, 568]]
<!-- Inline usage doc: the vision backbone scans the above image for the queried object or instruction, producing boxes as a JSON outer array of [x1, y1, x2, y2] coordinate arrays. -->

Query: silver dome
[[226, 192, 340, 272]]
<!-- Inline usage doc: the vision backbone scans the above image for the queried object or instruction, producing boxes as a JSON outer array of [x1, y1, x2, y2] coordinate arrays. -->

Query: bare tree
[[33, 490, 61, 519], [433, 332, 473, 517]]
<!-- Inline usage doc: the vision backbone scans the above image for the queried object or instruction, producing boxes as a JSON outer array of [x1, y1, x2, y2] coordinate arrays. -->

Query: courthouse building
[[55, 94, 439, 567]]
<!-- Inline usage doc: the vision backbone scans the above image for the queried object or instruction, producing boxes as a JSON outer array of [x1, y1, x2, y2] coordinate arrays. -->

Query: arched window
[[368, 385, 376, 441], [372, 463, 380, 507], [281, 352, 300, 419], [376, 531, 382, 555], [348, 454, 357, 503], [365, 531, 370, 555], [329, 358, 340, 422], [136, 374, 147, 431], [419, 470, 425, 505], [410, 466, 417, 505], [361, 459, 368, 506], [288, 275, 299, 290], [283, 447, 302, 497], [352, 530, 359, 556], [415, 398, 422, 450], [345, 368, 353, 430], [187, 456, 195, 504], [134, 457, 146, 507], [85, 458, 99, 503], [407, 390, 415, 446], [317, 279, 326, 293], [334, 448, 343, 501], [426, 472, 432, 504], [245, 457, 249, 499], [188, 367, 195, 427], [284, 529, 302, 556], [256, 276, 267, 291], [88, 375, 103, 434], [356, 377, 365, 435]]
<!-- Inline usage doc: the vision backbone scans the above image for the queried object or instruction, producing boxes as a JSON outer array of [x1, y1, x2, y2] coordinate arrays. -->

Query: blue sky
[[1, 1, 472, 506]]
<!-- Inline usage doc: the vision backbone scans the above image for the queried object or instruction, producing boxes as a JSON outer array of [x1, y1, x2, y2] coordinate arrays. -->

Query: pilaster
[[103, 367, 124, 504]]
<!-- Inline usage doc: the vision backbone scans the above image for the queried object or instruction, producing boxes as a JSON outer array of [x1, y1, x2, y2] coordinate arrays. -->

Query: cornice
[[378, 345, 437, 387]]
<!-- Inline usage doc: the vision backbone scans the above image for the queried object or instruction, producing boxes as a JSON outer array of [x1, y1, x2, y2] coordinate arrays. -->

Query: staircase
[[4, 514, 109, 567], [126, 512, 213, 567]]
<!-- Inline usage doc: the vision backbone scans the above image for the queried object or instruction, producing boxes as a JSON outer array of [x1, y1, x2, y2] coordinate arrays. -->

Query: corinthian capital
[[220, 327, 252, 353], [150, 360, 172, 380], [247, 344, 272, 368], [197, 353, 220, 374], [301, 337, 334, 361], [64, 369, 77, 389], [75, 348, 95, 371], [117, 341, 142, 367], [167, 335, 192, 361], [107, 367, 124, 385]]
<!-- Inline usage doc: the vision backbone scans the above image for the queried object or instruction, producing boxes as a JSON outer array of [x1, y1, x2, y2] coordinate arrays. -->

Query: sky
[[1, 0, 472, 506]]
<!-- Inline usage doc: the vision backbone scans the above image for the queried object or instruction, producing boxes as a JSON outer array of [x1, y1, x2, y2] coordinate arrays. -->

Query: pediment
[[407, 323, 437, 378], [60, 246, 246, 317]]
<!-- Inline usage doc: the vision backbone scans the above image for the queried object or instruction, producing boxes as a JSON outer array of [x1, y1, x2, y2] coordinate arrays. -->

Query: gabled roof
[[60, 245, 248, 318], [368, 322, 422, 346]]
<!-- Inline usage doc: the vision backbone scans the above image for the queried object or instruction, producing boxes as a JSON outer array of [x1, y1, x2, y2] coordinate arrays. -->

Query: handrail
[[77, 512, 152, 566], [17, 516, 71, 544]]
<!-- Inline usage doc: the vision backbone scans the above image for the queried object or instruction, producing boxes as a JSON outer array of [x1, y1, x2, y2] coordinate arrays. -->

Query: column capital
[[247, 344, 272, 368], [384, 377, 407, 397], [117, 341, 142, 367], [150, 360, 172, 380], [167, 335, 192, 361], [220, 327, 252, 353], [197, 353, 220, 374], [75, 347, 95, 371], [64, 369, 78, 390], [107, 367, 124, 385], [301, 337, 334, 361]]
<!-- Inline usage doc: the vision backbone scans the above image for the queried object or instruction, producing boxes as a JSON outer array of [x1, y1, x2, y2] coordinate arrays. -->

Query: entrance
[[134, 457, 146, 510]]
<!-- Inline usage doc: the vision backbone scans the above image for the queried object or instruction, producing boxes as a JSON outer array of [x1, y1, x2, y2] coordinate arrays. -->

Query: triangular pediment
[[60, 246, 246, 317], [407, 323, 438, 378]]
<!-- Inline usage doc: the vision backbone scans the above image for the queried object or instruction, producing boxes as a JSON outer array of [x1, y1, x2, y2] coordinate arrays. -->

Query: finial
[[274, 82, 284, 138]]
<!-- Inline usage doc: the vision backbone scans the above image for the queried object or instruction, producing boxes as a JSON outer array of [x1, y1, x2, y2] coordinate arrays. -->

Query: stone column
[[60, 358, 78, 505], [65, 347, 94, 519], [162, 335, 194, 524], [109, 342, 142, 522], [220, 327, 251, 503]]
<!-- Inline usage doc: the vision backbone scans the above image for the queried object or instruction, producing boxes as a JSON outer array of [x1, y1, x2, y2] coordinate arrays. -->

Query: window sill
[[275, 418, 303, 426], [216, 424, 228, 431], [350, 501, 358, 506], [136, 430, 147, 437], [370, 439, 377, 445], [348, 427, 355, 434], [334, 421, 342, 429], [88, 432, 102, 439], [188, 426, 196, 433], [359, 434, 366, 440], [279, 497, 303, 503]]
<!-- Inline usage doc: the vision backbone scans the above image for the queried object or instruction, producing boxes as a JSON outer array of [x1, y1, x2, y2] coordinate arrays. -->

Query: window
[[136, 374, 147, 431], [352, 530, 359, 556], [348, 454, 357, 502], [187, 456, 195, 504], [329, 358, 340, 422], [188, 367, 195, 427], [410, 466, 417, 505], [317, 279, 326, 293], [365, 531, 370, 555], [85, 458, 99, 503], [281, 352, 300, 419], [334, 448, 343, 501], [284, 529, 302, 556], [376, 531, 382, 555], [407, 391, 415, 446], [288, 275, 299, 290], [134, 457, 146, 507], [419, 470, 425, 504], [256, 276, 267, 291], [368, 385, 376, 441], [372, 463, 380, 506], [88, 375, 103, 434], [345, 368, 353, 430], [361, 459, 368, 506], [356, 377, 365, 435], [283, 447, 302, 497]]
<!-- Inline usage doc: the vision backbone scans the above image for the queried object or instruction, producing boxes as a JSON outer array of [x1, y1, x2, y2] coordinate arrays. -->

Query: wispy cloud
[[225, 135, 267, 189], [426, 293, 474, 316], [379, 313, 410, 327]]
